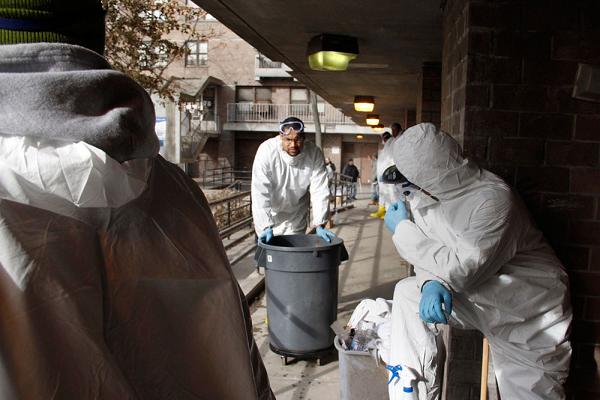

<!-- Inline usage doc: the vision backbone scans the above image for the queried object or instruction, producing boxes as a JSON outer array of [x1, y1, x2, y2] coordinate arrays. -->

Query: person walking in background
[[369, 153, 379, 205], [342, 158, 360, 200], [325, 157, 336, 174], [325, 157, 336, 195], [391, 121, 403, 138], [371, 130, 394, 218]]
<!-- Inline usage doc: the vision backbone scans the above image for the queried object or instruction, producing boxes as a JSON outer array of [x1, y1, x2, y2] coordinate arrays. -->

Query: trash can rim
[[258, 234, 344, 252]]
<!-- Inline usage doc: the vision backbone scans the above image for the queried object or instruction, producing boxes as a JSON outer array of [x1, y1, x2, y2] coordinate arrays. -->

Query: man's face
[[280, 130, 305, 156], [391, 126, 400, 137], [348, 160, 354, 166]]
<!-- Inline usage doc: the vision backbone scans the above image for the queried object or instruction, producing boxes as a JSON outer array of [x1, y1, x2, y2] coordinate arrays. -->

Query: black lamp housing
[[307, 33, 359, 56]]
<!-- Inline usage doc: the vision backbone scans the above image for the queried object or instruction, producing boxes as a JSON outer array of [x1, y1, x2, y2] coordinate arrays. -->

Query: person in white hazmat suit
[[384, 123, 572, 400], [252, 117, 336, 243], [371, 130, 395, 219], [0, 1, 274, 399]]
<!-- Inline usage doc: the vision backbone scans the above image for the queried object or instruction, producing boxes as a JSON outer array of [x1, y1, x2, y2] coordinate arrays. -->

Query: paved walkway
[[246, 198, 410, 400]]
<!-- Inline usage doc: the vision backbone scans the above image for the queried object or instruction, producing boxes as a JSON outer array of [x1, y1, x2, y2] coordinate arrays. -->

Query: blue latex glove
[[259, 227, 273, 243], [316, 226, 336, 243], [419, 281, 453, 324], [384, 201, 409, 233]]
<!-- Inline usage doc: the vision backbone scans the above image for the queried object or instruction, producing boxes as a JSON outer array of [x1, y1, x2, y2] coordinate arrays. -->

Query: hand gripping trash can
[[256, 234, 348, 363]]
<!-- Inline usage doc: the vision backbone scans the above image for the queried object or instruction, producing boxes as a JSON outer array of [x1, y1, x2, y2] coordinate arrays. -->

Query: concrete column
[[310, 90, 323, 149], [164, 100, 181, 164]]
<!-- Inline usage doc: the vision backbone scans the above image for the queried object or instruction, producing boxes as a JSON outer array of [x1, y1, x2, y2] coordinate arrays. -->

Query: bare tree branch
[[102, 0, 214, 100]]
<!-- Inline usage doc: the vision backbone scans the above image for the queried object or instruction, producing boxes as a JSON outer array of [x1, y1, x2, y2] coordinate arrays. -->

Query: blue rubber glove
[[259, 227, 273, 243], [384, 201, 409, 233], [419, 281, 453, 324], [316, 226, 336, 243]]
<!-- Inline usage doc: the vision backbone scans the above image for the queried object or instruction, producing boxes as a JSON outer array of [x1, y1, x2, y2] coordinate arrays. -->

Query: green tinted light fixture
[[307, 34, 359, 71]]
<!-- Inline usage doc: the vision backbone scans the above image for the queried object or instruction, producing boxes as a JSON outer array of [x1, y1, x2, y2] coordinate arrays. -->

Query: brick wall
[[442, 0, 600, 398], [417, 62, 442, 125], [440, 2, 487, 399], [402, 109, 417, 129], [441, 0, 469, 143]]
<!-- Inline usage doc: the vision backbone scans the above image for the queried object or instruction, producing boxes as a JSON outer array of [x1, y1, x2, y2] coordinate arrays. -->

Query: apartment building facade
[[153, 2, 401, 182]]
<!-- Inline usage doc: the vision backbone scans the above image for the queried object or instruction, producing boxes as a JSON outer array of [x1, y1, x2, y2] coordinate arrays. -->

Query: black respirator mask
[[381, 166, 410, 186], [381, 165, 439, 202]]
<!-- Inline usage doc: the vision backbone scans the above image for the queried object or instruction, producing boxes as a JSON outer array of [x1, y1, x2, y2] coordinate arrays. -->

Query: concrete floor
[[244, 197, 410, 400]]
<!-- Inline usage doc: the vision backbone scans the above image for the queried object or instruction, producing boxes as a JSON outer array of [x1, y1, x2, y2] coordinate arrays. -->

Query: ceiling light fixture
[[372, 123, 385, 133], [356, 134, 364, 139], [353, 95, 375, 112], [307, 33, 359, 71], [366, 114, 380, 126]]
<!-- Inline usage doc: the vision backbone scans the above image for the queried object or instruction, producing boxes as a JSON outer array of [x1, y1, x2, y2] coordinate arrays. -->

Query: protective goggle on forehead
[[279, 121, 304, 135]]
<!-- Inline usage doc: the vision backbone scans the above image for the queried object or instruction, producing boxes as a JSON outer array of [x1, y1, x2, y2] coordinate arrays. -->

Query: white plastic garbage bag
[[347, 298, 394, 364]]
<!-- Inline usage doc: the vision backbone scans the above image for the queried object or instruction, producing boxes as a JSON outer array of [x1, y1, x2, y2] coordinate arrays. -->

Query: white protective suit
[[377, 137, 401, 208], [0, 43, 274, 400], [388, 123, 572, 400], [251, 136, 330, 236]]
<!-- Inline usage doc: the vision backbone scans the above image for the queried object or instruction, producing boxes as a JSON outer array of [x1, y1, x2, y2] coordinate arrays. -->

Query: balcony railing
[[227, 103, 355, 125], [257, 54, 283, 69], [255, 54, 292, 79]]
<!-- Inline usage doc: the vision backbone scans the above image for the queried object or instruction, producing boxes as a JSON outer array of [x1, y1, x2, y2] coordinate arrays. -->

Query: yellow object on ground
[[370, 205, 386, 218]]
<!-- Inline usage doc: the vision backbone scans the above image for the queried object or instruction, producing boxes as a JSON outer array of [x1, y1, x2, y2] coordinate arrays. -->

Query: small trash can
[[256, 234, 348, 359], [334, 336, 390, 400]]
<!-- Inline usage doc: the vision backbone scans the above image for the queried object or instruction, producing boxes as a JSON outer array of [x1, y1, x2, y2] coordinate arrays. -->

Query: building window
[[255, 88, 272, 103], [139, 42, 168, 68], [290, 88, 308, 104], [185, 41, 208, 66], [236, 87, 272, 103], [290, 88, 324, 112]]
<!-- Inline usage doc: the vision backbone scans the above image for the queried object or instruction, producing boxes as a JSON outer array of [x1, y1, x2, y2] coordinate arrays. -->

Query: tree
[[102, 0, 212, 100]]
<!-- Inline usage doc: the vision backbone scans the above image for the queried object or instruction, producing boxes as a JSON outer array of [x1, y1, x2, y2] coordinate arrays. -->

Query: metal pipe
[[310, 90, 323, 149]]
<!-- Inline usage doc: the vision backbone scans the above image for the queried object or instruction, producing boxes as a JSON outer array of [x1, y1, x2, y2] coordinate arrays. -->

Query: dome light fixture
[[366, 114, 380, 126], [307, 33, 359, 71], [353, 95, 375, 112], [372, 123, 385, 133], [356, 134, 364, 139]]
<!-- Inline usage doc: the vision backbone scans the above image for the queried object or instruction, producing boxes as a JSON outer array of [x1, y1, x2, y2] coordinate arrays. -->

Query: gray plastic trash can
[[256, 234, 348, 359], [334, 336, 390, 400]]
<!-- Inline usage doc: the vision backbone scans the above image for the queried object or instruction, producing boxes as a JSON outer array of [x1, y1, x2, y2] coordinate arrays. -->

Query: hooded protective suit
[[388, 123, 571, 400], [0, 43, 274, 400], [251, 136, 329, 236]]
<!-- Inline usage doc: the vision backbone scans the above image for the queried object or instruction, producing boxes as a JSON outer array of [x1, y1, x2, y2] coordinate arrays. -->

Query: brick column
[[402, 109, 417, 130], [416, 62, 442, 125], [441, 0, 600, 398]]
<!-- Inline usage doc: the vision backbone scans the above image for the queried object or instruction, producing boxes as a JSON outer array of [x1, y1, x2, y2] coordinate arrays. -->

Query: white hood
[[391, 123, 480, 200], [0, 43, 158, 217]]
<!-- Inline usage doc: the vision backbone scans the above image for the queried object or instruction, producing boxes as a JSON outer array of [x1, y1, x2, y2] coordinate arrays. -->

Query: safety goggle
[[381, 165, 410, 186], [279, 121, 304, 135]]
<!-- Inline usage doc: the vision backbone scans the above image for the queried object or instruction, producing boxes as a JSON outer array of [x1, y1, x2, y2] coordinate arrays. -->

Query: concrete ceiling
[[192, 0, 442, 127]]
